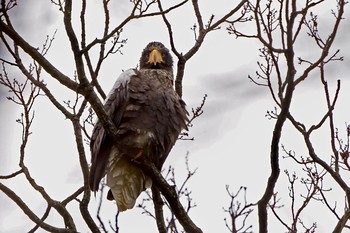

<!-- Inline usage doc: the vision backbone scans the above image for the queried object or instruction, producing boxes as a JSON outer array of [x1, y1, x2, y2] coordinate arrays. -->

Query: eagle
[[89, 42, 188, 211]]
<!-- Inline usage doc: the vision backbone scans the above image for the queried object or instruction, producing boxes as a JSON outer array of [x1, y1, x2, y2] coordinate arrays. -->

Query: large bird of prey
[[89, 42, 188, 211]]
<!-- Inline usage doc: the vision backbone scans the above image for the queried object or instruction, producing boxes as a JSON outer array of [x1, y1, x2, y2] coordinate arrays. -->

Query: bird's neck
[[140, 68, 174, 88]]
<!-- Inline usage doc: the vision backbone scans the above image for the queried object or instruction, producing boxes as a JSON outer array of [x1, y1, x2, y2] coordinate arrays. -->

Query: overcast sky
[[1, 1, 350, 232]]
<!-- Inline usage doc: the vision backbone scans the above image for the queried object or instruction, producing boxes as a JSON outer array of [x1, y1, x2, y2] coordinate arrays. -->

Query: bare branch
[[0, 183, 76, 233], [0, 169, 23, 179], [223, 186, 255, 233], [137, 153, 199, 232]]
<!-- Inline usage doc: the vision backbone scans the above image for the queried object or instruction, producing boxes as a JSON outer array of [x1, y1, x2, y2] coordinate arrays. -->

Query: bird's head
[[139, 42, 173, 70]]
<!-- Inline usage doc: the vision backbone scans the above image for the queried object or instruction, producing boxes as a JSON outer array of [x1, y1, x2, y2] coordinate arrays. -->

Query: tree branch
[[0, 183, 76, 233], [134, 158, 203, 233]]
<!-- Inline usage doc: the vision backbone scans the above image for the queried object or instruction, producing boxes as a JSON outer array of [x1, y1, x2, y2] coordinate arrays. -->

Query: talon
[[135, 149, 144, 159], [107, 189, 114, 200]]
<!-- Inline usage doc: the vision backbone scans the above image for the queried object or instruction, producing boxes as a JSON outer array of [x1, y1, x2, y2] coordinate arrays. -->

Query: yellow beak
[[147, 49, 163, 65]]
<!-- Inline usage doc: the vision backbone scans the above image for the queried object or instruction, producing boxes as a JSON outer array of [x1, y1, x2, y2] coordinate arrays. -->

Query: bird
[[89, 41, 188, 211]]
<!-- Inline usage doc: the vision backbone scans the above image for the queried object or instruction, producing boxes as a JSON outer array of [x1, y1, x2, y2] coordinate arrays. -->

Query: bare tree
[[227, 0, 348, 232], [0, 0, 248, 232], [1, 0, 349, 232]]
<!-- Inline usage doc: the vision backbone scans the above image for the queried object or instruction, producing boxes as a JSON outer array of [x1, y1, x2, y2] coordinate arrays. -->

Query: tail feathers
[[107, 154, 152, 211]]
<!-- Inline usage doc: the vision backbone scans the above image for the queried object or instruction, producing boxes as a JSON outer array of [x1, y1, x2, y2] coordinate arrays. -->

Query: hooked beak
[[147, 49, 164, 65]]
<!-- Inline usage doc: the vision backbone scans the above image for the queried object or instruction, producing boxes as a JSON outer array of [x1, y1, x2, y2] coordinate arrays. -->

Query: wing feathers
[[89, 69, 135, 191]]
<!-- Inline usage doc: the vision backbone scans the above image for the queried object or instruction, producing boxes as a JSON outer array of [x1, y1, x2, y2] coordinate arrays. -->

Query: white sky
[[1, 0, 350, 232]]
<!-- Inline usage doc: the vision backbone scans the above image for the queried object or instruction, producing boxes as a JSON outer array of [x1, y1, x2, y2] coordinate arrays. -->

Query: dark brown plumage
[[89, 42, 188, 211]]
